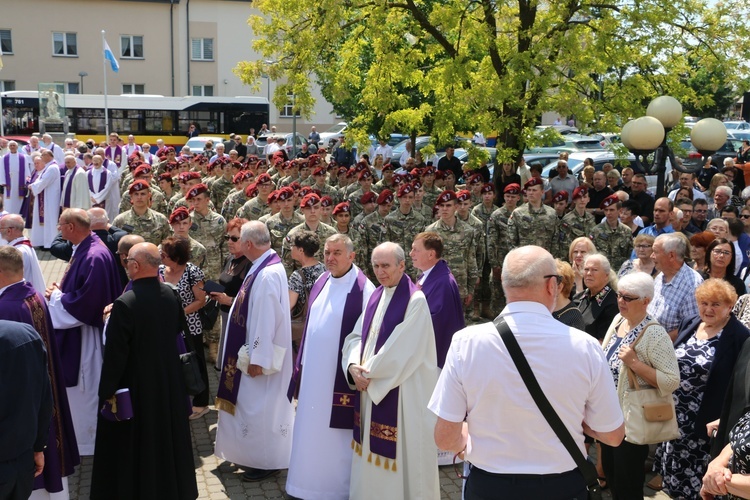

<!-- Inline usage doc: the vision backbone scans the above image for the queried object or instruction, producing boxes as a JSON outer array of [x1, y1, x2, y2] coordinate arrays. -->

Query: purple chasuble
[[105, 145, 122, 165], [0, 282, 80, 492], [62, 166, 80, 209], [287, 267, 367, 429], [55, 233, 122, 386], [353, 273, 418, 462], [418, 259, 465, 368], [3, 153, 29, 197], [215, 252, 281, 415]]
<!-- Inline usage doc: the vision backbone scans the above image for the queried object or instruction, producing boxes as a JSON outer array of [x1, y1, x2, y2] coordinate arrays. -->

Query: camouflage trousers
[[476, 262, 493, 303]]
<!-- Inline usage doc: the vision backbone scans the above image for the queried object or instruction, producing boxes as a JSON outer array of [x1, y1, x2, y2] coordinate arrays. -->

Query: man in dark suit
[[49, 207, 127, 263], [91, 242, 198, 499], [0, 320, 53, 500]]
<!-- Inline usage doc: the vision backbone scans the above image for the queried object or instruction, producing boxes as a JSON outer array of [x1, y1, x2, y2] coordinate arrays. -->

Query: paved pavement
[[36, 248, 669, 499]]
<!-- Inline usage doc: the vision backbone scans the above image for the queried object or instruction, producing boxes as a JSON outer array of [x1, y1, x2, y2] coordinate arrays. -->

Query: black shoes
[[241, 468, 280, 482]]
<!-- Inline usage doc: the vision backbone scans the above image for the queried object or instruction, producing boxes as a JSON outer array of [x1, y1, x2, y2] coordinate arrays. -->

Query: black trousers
[[465, 465, 588, 500], [188, 333, 210, 407], [600, 439, 649, 500], [0, 450, 34, 500]]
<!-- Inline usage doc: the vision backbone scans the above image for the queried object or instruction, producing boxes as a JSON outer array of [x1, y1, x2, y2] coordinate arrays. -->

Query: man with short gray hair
[[429, 245, 624, 499], [648, 232, 703, 340], [0, 214, 45, 292]]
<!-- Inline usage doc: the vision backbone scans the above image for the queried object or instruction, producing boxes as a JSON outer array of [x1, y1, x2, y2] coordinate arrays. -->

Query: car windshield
[[571, 140, 605, 150], [323, 124, 347, 134], [186, 139, 206, 148]]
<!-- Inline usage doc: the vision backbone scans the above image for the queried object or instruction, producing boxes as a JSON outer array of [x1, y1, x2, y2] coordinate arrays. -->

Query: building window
[[280, 94, 300, 118], [67, 82, 80, 94], [120, 35, 144, 59], [0, 81, 15, 92], [192, 85, 214, 97], [191, 38, 213, 61], [122, 84, 145, 95], [0, 30, 12, 54], [52, 32, 77, 57]]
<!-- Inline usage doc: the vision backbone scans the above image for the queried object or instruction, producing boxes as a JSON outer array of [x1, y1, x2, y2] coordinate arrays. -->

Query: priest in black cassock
[[91, 242, 198, 500]]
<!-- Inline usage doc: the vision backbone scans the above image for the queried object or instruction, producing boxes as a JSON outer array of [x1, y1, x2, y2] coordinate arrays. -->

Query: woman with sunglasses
[[599, 272, 679, 499], [703, 238, 746, 297], [208, 218, 251, 370]]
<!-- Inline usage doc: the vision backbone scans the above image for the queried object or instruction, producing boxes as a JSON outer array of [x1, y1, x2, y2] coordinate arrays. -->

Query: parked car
[[678, 137, 737, 170], [723, 120, 750, 131], [256, 132, 307, 157], [535, 125, 579, 135], [317, 122, 348, 147], [524, 134, 606, 154], [0, 135, 32, 147], [184, 136, 226, 155], [434, 147, 498, 176]]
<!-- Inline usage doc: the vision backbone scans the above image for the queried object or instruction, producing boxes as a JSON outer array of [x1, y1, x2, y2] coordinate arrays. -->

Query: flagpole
[[102, 30, 109, 137]]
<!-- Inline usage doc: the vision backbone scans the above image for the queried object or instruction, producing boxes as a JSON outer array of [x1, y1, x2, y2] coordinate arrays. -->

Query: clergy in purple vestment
[[0, 247, 80, 496], [45, 209, 122, 456], [410, 232, 466, 368]]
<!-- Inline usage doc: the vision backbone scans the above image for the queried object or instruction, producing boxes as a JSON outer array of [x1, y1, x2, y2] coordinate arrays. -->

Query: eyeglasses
[[224, 234, 240, 242], [741, 214, 750, 219], [543, 274, 563, 285], [123, 257, 139, 265], [616, 293, 641, 302], [712, 249, 732, 256]]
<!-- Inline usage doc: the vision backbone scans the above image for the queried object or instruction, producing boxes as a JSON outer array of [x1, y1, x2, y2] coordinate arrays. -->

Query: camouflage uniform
[[173, 196, 215, 212], [422, 185, 443, 209], [265, 212, 305, 255], [560, 209, 597, 259], [413, 203, 433, 221], [281, 222, 337, 275], [471, 203, 496, 308], [347, 189, 375, 220], [372, 179, 397, 194], [310, 183, 338, 200], [425, 218, 479, 311], [221, 190, 247, 220], [589, 221, 634, 271], [119, 186, 169, 218], [489, 205, 514, 313], [112, 208, 172, 246], [507, 203, 560, 250], [356, 210, 390, 280], [458, 212, 485, 271], [188, 236, 207, 269], [385, 208, 426, 280], [237, 197, 270, 221], [210, 176, 235, 209]]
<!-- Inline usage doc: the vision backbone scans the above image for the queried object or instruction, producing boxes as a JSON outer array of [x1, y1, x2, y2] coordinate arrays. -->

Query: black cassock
[[91, 277, 198, 500]]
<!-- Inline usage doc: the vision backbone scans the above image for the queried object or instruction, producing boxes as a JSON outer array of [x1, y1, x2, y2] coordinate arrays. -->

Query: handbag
[[620, 326, 680, 445], [199, 298, 220, 330], [494, 318, 602, 500], [179, 350, 206, 395]]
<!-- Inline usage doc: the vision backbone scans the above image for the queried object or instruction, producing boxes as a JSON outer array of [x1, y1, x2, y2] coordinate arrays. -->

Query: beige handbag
[[621, 324, 681, 445]]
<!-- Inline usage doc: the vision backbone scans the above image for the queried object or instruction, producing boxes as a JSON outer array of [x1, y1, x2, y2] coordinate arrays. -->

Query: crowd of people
[[4, 128, 750, 499]]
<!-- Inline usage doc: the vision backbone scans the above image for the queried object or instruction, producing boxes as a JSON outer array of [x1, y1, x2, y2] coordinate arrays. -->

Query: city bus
[[0, 91, 269, 148]]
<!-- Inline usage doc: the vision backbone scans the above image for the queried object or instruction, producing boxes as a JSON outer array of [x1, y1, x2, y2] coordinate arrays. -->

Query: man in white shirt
[[60, 155, 91, 211], [373, 139, 393, 164], [429, 245, 624, 499], [41, 134, 65, 165], [398, 142, 413, 167]]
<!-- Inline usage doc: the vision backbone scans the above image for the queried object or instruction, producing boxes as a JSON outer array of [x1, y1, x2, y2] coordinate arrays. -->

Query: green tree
[[236, 0, 750, 160]]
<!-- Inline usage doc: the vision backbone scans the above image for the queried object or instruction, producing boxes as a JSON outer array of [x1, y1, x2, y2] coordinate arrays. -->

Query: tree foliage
[[236, 0, 750, 160]]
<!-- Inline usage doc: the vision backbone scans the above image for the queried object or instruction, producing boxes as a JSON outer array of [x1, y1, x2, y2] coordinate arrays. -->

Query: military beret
[[133, 165, 152, 178], [165, 147, 176, 154], [480, 183, 495, 194], [313, 166, 327, 177], [572, 186, 588, 200], [243, 170, 256, 181], [163, 161, 178, 172], [456, 189, 472, 202], [467, 173, 483, 185], [552, 191, 568, 204], [411, 168, 422, 178], [337, 166, 348, 176], [377, 189, 394, 205], [382, 163, 394, 172], [524, 177, 544, 190], [423, 166, 436, 176], [298, 186, 313, 198], [504, 183, 521, 195], [355, 161, 369, 172], [256, 173, 272, 185], [345, 168, 357, 179], [194, 155, 207, 165], [600, 193, 620, 210], [179, 171, 201, 182], [397, 183, 413, 198], [402, 173, 414, 183], [267, 190, 280, 204], [300, 193, 321, 208], [332, 202, 351, 216], [185, 183, 209, 200], [434, 170, 445, 180], [232, 172, 245, 184], [288, 181, 301, 191], [158, 172, 173, 183], [320, 195, 334, 207], [436, 190, 458, 205], [244, 183, 258, 198], [169, 206, 191, 224], [129, 180, 150, 194], [411, 180, 423, 191], [358, 170, 373, 181], [361, 192, 377, 204], [392, 174, 404, 185], [277, 187, 295, 201]]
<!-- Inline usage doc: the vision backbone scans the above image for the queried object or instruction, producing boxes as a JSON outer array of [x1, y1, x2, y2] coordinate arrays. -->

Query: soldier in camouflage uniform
[[237, 173, 274, 220], [157, 173, 177, 212], [420, 167, 443, 209], [171, 171, 203, 210], [411, 180, 434, 220], [258, 190, 282, 224], [385, 183, 426, 280], [210, 159, 236, 209], [372, 164, 397, 194], [489, 183, 521, 313], [467, 174, 484, 207], [118, 165, 169, 216], [281, 193, 337, 276], [112, 180, 172, 246], [169, 206, 207, 269], [347, 170, 376, 220], [264, 186, 304, 255], [470, 183, 496, 318], [221, 171, 255, 220], [456, 189, 485, 320], [332, 201, 352, 235], [560, 186, 597, 258], [589, 194, 633, 271], [356, 189, 394, 280], [507, 177, 560, 251], [310, 166, 338, 200], [549, 190, 570, 259], [425, 190, 479, 322], [320, 196, 335, 226], [351, 191, 377, 228]]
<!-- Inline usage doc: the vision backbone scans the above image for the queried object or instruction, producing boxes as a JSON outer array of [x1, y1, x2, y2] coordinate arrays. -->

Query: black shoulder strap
[[494, 317, 600, 492]]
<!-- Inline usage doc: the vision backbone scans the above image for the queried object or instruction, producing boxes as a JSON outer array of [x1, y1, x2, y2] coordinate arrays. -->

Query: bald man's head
[[87, 208, 109, 229], [501, 245, 558, 310], [127, 242, 162, 279], [118, 234, 145, 260], [0, 214, 25, 241]]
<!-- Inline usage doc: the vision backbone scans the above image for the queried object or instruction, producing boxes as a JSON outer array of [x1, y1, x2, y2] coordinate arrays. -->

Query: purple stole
[[353, 273, 418, 467], [287, 267, 367, 429], [88, 168, 108, 208], [215, 252, 282, 415], [61, 166, 80, 209], [0, 282, 80, 492], [25, 167, 46, 229], [3, 153, 29, 197], [12, 238, 32, 248], [105, 146, 122, 166]]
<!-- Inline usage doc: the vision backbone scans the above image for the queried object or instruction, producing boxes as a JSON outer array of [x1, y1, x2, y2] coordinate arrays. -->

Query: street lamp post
[[621, 96, 728, 197], [78, 71, 88, 94]]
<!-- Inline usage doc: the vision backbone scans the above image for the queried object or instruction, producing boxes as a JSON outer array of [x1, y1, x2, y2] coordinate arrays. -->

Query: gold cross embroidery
[[339, 394, 351, 406]]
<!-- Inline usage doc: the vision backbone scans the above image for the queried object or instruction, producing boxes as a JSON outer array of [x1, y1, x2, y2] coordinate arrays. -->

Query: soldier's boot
[[480, 302, 494, 319], [473, 303, 481, 321], [207, 341, 219, 365]]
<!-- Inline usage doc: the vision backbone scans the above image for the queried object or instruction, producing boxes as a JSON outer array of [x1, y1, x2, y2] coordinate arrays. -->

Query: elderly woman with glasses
[[618, 234, 657, 278], [599, 272, 679, 499], [654, 279, 750, 498], [702, 237, 747, 297], [575, 253, 618, 342]]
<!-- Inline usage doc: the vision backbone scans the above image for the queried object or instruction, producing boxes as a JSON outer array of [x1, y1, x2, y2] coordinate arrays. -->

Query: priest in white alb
[[60, 154, 91, 211], [0, 140, 32, 216], [0, 214, 46, 293], [286, 234, 375, 499], [88, 154, 120, 223], [27, 152, 61, 249], [342, 242, 440, 500], [214, 221, 295, 482]]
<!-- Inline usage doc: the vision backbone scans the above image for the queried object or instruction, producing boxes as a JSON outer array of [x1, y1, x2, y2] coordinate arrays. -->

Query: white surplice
[[214, 249, 295, 470], [28, 164, 61, 248], [88, 167, 120, 223], [286, 266, 375, 500], [60, 166, 91, 210], [8, 237, 46, 293], [342, 286, 440, 500], [0, 152, 31, 215]]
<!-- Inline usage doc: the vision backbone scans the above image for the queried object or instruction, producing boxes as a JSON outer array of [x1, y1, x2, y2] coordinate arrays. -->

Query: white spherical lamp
[[691, 118, 728, 153], [646, 96, 683, 129], [622, 116, 665, 152]]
